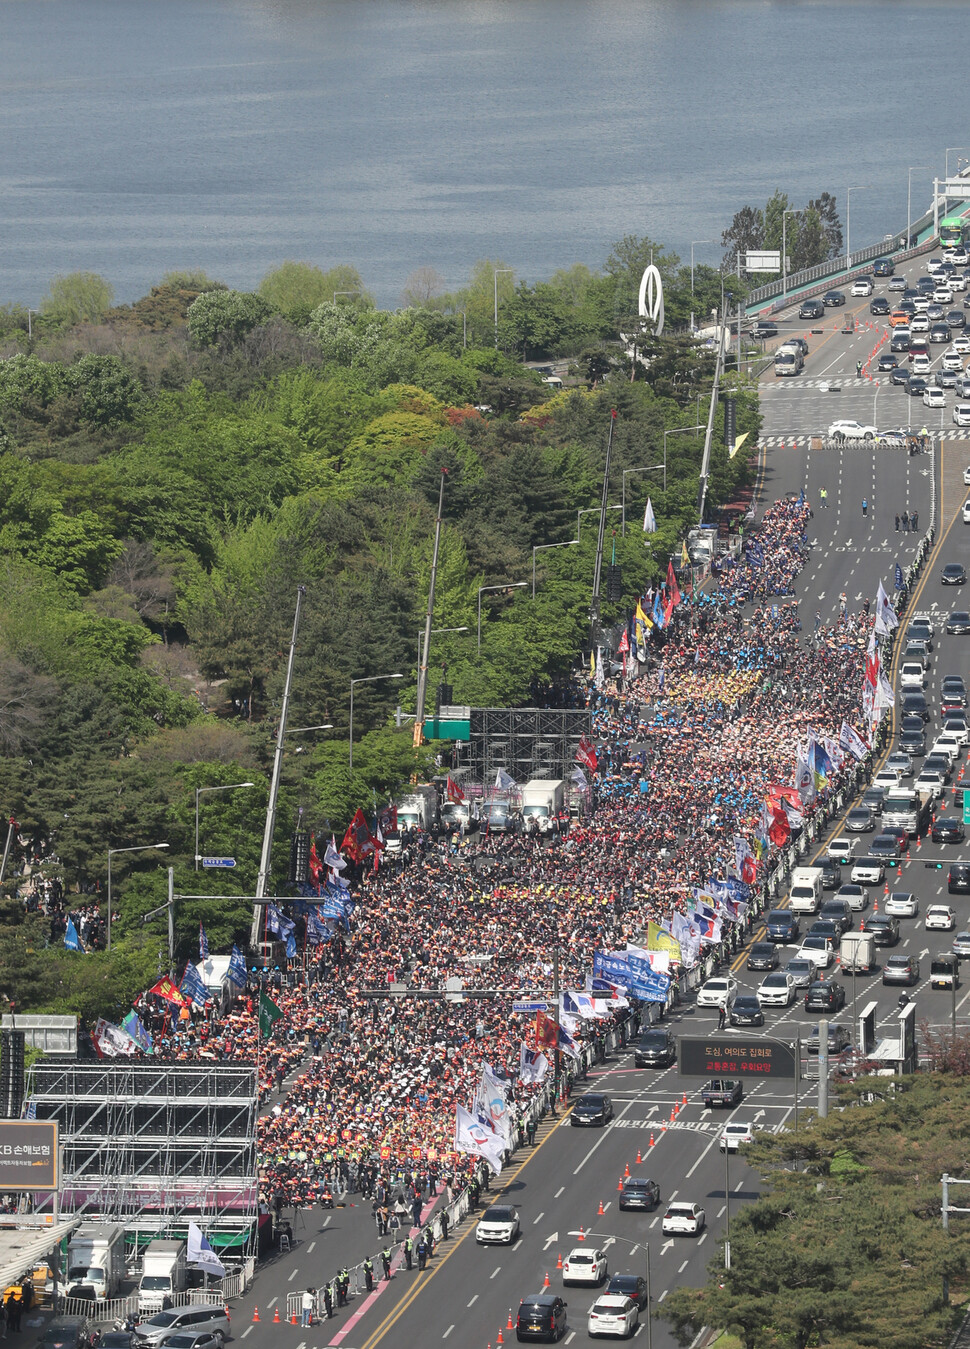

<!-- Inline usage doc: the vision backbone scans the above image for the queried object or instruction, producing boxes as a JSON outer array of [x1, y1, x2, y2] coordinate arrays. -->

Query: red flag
[[308, 838, 323, 884], [768, 809, 790, 847], [666, 560, 681, 608], [446, 775, 466, 803], [617, 630, 629, 655], [534, 1010, 559, 1052], [576, 736, 598, 774], [149, 977, 187, 1007], [341, 808, 375, 862]]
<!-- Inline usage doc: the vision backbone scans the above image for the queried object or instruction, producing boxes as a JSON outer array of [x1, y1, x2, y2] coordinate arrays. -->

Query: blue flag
[[199, 923, 209, 961], [652, 594, 665, 629], [894, 562, 904, 591], [285, 930, 297, 959], [180, 961, 209, 1007], [122, 1012, 152, 1052], [227, 945, 247, 989], [306, 908, 331, 943], [265, 904, 283, 936], [64, 918, 83, 952]]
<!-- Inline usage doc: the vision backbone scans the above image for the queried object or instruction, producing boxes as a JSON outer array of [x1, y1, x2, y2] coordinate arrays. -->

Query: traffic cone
[[636, 1148, 642, 1164], [290, 1312, 298, 1326], [578, 1226, 586, 1242], [508, 1311, 514, 1330], [682, 1093, 687, 1106], [661, 1118, 668, 1131], [543, 1271, 551, 1288], [598, 1199, 605, 1215], [557, 1252, 563, 1270], [273, 1308, 281, 1324], [649, 1132, 655, 1147], [617, 1176, 624, 1190], [623, 1162, 630, 1177], [860, 918, 865, 931], [497, 1330, 504, 1345], [252, 1309, 260, 1324]]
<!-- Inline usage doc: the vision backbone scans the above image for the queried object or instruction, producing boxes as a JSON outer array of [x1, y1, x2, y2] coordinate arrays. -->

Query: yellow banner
[[728, 430, 750, 460], [646, 921, 681, 959]]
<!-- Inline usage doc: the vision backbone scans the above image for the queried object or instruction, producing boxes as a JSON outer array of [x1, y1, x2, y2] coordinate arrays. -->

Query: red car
[[881, 825, 910, 853]]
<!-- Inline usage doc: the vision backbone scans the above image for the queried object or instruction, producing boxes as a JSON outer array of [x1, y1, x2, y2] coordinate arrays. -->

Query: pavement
[[225, 243, 970, 1349]]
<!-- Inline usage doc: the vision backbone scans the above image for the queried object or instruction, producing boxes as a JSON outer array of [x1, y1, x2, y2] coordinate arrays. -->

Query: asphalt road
[[226, 246, 970, 1349]]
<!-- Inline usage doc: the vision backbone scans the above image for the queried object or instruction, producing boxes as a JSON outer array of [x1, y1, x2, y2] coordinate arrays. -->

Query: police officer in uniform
[[363, 1256, 374, 1293], [381, 1247, 392, 1280], [402, 1235, 414, 1270]]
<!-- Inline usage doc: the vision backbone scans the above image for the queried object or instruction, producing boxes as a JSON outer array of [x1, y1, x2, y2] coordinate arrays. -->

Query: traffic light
[[288, 831, 310, 884]]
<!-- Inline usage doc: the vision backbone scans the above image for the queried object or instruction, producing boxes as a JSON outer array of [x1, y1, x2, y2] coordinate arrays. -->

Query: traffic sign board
[[963, 789, 970, 826], [513, 1001, 548, 1013], [679, 1034, 797, 1079], [202, 857, 236, 868]]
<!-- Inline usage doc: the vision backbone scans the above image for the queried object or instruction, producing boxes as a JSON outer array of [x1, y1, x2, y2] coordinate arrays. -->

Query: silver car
[[135, 1310, 230, 1349]]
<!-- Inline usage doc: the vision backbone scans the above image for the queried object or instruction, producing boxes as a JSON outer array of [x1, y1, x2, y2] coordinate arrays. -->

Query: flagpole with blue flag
[[64, 918, 83, 952]]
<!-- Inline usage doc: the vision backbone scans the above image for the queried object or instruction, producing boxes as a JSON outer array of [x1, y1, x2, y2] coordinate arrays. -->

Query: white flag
[[454, 1105, 504, 1175], [876, 668, 896, 709], [594, 647, 605, 689], [325, 837, 347, 870], [519, 1042, 549, 1085], [642, 497, 657, 533], [187, 1222, 227, 1279], [875, 580, 898, 633], [494, 768, 516, 791], [839, 720, 869, 762]]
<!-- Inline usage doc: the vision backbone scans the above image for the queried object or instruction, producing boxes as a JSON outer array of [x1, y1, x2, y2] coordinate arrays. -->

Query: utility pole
[[589, 409, 617, 643], [696, 317, 726, 524], [251, 585, 306, 947], [414, 469, 448, 747], [818, 1018, 829, 1118], [0, 817, 15, 888]]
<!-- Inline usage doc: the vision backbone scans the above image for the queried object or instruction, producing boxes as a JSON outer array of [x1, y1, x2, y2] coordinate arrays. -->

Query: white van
[[774, 344, 804, 377], [788, 866, 823, 914], [900, 662, 926, 690]]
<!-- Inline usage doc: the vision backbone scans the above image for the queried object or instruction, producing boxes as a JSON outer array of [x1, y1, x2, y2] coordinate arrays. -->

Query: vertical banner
[[723, 393, 737, 457]]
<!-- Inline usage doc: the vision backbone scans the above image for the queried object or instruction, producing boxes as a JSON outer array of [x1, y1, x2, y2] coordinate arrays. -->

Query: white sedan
[[696, 975, 738, 1008], [884, 891, 919, 918], [757, 972, 796, 1007], [719, 1121, 755, 1152], [828, 419, 878, 441], [964, 465, 970, 486], [562, 1248, 608, 1286], [797, 937, 834, 969], [926, 905, 956, 931], [588, 1295, 638, 1339], [851, 859, 885, 886], [952, 335, 970, 353], [662, 1202, 706, 1235]]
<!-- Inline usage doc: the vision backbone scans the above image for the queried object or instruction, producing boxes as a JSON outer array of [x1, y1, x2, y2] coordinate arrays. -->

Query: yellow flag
[[647, 921, 681, 959], [728, 431, 750, 460], [681, 541, 690, 568], [635, 598, 653, 630], [589, 649, 595, 677]]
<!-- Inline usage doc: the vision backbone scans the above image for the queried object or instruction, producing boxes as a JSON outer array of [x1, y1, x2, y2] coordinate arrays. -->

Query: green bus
[[940, 215, 969, 249]]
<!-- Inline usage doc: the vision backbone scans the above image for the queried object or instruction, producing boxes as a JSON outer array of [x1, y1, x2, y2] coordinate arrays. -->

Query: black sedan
[[946, 610, 970, 635], [908, 376, 929, 397], [942, 563, 967, 585], [607, 1273, 650, 1310], [890, 366, 911, 387], [932, 818, 966, 844], [806, 1023, 851, 1055], [863, 914, 900, 946], [870, 296, 890, 315], [746, 941, 779, 971], [570, 1093, 613, 1126], [878, 352, 899, 371], [823, 290, 846, 306], [751, 322, 779, 340], [730, 995, 765, 1027], [805, 980, 846, 1012]]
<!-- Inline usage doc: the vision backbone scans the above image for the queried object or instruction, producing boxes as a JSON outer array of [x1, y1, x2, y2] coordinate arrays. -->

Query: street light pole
[[349, 674, 403, 770], [846, 185, 871, 269], [908, 167, 930, 249], [531, 539, 580, 600], [493, 268, 513, 349], [107, 843, 169, 952], [724, 1139, 731, 1269], [782, 209, 798, 303], [417, 626, 469, 666], [577, 504, 621, 538], [690, 240, 712, 295], [476, 586, 526, 651], [194, 782, 255, 872]]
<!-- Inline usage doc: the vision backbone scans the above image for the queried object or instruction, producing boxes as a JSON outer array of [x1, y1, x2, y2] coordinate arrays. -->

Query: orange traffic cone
[[557, 1252, 563, 1270], [661, 1118, 668, 1131], [543, 1271, 550, 1288], [649, 1132, 655, 1147], [623, 1162, 630, 1178], [578, 1226, 586, 1242], [497, 1330, 504, 1345], [252, 1309, 260, 1324], [682, 1093, 687, 1106], [273, 1308, 281, 1324], [507, 1311, 514, 1330], [290, 1313, 298, 1326], [617, 1176, 624, 1191], [597, 1199, 605, 1215], [636, 1148, 642, 1164]]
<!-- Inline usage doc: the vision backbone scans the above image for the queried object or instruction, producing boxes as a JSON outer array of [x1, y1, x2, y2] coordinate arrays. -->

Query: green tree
[[39, 272, 115, 327], [721, 205, 764, 272], [259, 261, 367, 324], [186, 289, 273, 347]]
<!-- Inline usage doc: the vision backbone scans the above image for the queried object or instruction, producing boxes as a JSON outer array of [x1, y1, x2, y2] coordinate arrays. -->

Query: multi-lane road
[[230, 246, 970, 1349]]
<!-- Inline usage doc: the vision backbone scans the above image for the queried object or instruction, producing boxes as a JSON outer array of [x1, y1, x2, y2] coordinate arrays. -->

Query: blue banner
[[227, 945, 247, 989]]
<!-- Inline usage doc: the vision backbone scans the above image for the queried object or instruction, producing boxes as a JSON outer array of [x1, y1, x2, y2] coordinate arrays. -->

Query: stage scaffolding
[[25, 1062, 257, 1245], [454, 707, 592, 784]]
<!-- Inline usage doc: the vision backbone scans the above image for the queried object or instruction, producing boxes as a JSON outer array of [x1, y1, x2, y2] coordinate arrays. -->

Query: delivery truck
[[788, 866, 823, 915], [519, 779, 565, 833], [138, 1239, 187, 1313], [840, 930, 875, 973], [882, 788, 933, 838], [66, 1224, 127, 1302], [395, 784, 440, 833]]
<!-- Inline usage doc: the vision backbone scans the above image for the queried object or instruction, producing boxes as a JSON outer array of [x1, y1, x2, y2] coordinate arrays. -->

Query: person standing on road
[[323, 1283, 334, 1319], [402, 1235, 414, 1270], [902, 510, 909, 532], [526, 1115, 537, 1146], [819, 487, 828, 508], [417, 1235, 428, 1270], [363, 1256, 374, 1293], [856, 360, 863, 378], [381, 1246, 392, 1280], [895, 513, 900, 531], [912, 510, 919, 531], [862, 497, 868, 517], [717, 1000, 727, 1030], [301, 1289, 315, 1328]]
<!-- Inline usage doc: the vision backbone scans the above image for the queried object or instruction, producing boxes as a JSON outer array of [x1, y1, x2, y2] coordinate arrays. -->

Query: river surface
[[2, 0, 969, 308]]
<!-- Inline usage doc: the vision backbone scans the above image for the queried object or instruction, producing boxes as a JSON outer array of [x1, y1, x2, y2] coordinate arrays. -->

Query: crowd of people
[[95, 494, 874, 1214]]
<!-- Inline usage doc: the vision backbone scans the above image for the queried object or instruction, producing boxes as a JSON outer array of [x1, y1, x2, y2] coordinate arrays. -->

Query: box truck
[[840, 931, 875, 973], [788, 866, 823, 914], [395, 784, 439, 833], [520, 779, 565, 833], [66, 1224, 127, 1302], [138, 1239, 187, 1313]]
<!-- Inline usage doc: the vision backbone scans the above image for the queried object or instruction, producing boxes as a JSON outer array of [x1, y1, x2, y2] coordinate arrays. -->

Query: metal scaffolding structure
[[454, 707, 591, 784], [26, 1062, 257, 1243]]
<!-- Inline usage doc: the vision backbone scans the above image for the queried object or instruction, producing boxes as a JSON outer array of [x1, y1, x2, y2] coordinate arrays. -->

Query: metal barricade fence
[[60, 1293, 139, 1325]]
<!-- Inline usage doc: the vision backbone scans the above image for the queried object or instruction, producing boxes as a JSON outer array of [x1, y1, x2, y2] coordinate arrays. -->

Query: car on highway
[[820, 859, 842, 889], [570, 1093, 613, 1127], [757, 972, 796, 1007], [912, 353, 932, 376], [862, 914, 900, 946], [883, 954, 920, 986], [799, 298, 825, 319], [661, 1202, 706, 1235], [606, 1274, 649, 1310], [828, 419, 877, 441], [701, 1078, 743, 1108], [915, 769, 946, 799], [587, 1294, 638, 1339], [805, 979, 846, 1012], [942, 563, 967, 585], [941, 674, 967, 698], [936, 367, 959, 387], [41, 1321, 99, 1349], [910, 313, 930, 332], [873, 258, 895, 276], [931, 323, 953, 343], [944, 349, 966, 370], [889, 275, 906, 290], [751, 321, 779, 340], [765, 910, 800, 943], [846, 806, 873, 832], [872, 768, 900, 792], [909, 376, 929, 398], [954, 932, 970, 960], [869, 833, 902, 859], [890, 365, 911, 385], [887, 751, 913, 778], [884, 891, 918, 918], [633, 1027, 676, 1068], [851, 857, 885, 886], [826, 836, 858, 863], [798, 936, 835, 968], [719, 1122, 755, 1152], [806, 1023, 851, 1056], [950, 311, 967, 329], [476, 1204, 521, 1244], [899, 728, 927, 755], [134, 1314, 230, 1349], [808, 919, 842, 943], [926, 904, 956, 930], [946, 608, 970, 633], [862, 786, 887, 815], [746, 941, 779, 971], [878, 351, 899, 371], [953, 334, 970, 352], [696, 974, 738, 1007], [943, 716, 969, 745], [851, 278, 873, 296], [925, 387, 946, 408], [819, 898, 852, 930], [835, 883, 868, 911], [516, 1293, 568, 1342], [563, 1248, 609, 1286], [871, 296, 890, 315], [823, 290, 845, 306], [728, 992, 766, 1019], [618, 1177, 661, 1211], [901, 691, 930, 721], [784, 957, 816, 988], [890, 329, 912, 353]]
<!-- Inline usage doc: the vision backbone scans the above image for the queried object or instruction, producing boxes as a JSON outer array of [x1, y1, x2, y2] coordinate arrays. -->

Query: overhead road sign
[[513, 1001, 548, 1013], [745, 251, 781, 273], [202, 857, 236, 869]]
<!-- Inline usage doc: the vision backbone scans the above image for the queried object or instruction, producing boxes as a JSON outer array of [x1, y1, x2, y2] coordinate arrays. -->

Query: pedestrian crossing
[[767, 377, 878, 390], [760, 432, 970, 446]]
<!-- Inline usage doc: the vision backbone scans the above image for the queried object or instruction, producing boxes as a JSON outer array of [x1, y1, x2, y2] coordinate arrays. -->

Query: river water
[[2, 0, 969, 309]]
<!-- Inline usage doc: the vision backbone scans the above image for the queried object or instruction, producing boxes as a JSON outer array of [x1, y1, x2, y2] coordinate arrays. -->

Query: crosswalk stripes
[[759, 431, 970, 446], [768, 377, 879, 390]]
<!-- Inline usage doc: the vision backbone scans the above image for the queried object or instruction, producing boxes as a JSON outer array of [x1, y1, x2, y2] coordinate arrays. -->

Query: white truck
[[395, 784, 440, 833], [788, 866, 823, 915], [138, 1238, 188, 1313], [66, 1223, 127, 1302], [840, 931, 875, 973], [882, 788, 933, 839], [520, 779, 565, 833]]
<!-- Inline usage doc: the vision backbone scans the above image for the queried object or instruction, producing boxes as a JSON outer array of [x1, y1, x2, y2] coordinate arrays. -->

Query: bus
[[940, 215, 969, 249]]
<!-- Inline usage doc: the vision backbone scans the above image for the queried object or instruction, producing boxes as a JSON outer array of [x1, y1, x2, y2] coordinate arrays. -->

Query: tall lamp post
[[349, 674, 403, 769], [417, 626, 469, 666], [532, 539, 579, 600], [908, 167, 931, 249], [781, 209, 798, 304], [194, 782, 255, 872], [690, 240, 712, 295], [577, 504, 622, 537], [476, 586, 526, 651], [107, 843, 169, 952], [946, 147, 970, 185], [493, 268, 513, 348], [846, 184, 871, 269]]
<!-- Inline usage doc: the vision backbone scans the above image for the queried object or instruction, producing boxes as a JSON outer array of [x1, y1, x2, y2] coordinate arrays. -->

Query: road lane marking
[[490, 1266, 501, 1279], [442, 1327, 454, 1339], [289, 1268, 299, 1281], [241, 1329, 253, 1340], [679, 1259, 689, 1273], [308, 1241, 316, 1253], [555, 1187, 565, 1198], [533, 1212, 544, 1224], [467, 1296, 478, 1308], [268, 1298, 278, 1308]]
